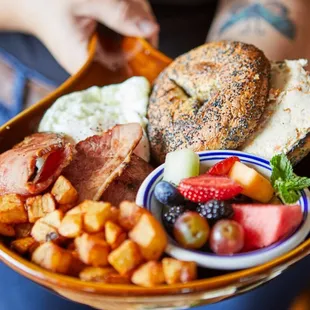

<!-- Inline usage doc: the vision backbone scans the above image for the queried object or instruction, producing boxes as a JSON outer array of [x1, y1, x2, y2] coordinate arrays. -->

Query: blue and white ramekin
[[136, 150, 310, 270]]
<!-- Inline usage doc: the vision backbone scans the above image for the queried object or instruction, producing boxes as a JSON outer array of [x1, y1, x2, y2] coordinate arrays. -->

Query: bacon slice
[[0, 133, 73, 196], [101, 154, 153, 206], [64, 123, 143, 202]]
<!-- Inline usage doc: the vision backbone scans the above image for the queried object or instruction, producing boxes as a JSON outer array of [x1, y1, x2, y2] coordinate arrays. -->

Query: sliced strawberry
[[178, 175, 243, 203], [207, 156, 240, 176]]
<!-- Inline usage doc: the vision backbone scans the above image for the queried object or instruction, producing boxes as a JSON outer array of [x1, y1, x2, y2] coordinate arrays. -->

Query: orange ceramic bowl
[[0, 33, 310, 310]]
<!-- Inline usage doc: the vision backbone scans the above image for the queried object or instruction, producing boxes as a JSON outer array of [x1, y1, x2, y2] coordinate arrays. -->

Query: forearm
[[207, 0, 310, 61], [0, 0, 36, 34]]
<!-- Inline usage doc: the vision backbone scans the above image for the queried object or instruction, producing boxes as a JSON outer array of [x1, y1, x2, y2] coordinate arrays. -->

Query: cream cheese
[[241, 60, 310, 160], [39, 77, 151, 162]]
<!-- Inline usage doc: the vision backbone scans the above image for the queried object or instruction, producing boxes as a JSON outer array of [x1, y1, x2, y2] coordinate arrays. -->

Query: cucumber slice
[[163, 149, 200, 185]]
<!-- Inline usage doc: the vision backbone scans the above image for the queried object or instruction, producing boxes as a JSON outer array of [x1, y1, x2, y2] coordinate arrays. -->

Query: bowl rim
[[136, 150, 310, 270], [0, 35, 310, 296]]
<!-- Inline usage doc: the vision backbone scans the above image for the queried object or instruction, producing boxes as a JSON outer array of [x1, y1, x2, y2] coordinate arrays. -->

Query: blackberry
[[197, 200, 233, 223], [163, 205, 186, 227], [183, 200, 198, 210]]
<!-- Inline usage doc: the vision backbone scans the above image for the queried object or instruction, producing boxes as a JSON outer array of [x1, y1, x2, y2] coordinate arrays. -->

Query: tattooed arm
[[207, 0, 310, 61]]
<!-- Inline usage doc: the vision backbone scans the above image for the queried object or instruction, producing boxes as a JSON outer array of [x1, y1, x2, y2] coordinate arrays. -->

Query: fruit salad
[[154, 150, 310, 255]]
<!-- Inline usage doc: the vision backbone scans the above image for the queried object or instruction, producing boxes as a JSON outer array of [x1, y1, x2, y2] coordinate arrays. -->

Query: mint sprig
[[270, 154, 310, 204], [273, 179, 301, 204], [270, 153, 293, 184]]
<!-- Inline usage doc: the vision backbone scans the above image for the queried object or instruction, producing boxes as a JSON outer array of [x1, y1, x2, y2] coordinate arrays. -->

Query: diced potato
[[79, 266, 115, 282], [108, 240, 143, 275], [75, 233, 110, 267], [79, 267, 130, 284], [11, 237, 37, 255], [67, 206, 82, 215], [105, 221, 126, 250], [28, 241, 40, 255], [15, 223, 33, 238], [110, 206, 120, 223], [90, 231, 106, 239], [131, 261, 165, 287], [59, 213, 83, 238], [32, 242, 72, 274], [46, 231, 63, 243], [26, 194, 57, 223], [84, 213, 106, 234], [26, 196, 44, 223], [119, 201, 146, 231], [80, 201, 112, 233], [162, 258, 197, 284], [129, 213, 167, 261], [31, 210, 63, 243], [104, 272, 131, 284], [42, 193, 56, 213], [0, 194, 27, 224], [65, 201, 113, 233], [79, 200, 111, 214], [31, 220, 59, 242], [229, 161, 274, 203], [58, 204, 75, 213], [0, 223, 15, 237], [42, 210, 64, 229], [51, 175, 78, 204]]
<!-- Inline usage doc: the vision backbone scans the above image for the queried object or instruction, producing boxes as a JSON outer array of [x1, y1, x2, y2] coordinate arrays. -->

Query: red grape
[[209, 219, 244, 255], [173, 212, 209, 249]]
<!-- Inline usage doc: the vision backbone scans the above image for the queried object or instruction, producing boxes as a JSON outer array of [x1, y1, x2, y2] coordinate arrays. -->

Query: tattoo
[[219, 1, 296, 40]]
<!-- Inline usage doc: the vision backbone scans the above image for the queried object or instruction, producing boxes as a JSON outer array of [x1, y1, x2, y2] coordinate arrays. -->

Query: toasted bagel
[[147, 41, 270, 163]]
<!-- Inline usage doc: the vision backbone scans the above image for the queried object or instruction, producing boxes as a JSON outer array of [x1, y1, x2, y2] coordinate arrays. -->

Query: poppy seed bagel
[[147, 41, 271, 163]]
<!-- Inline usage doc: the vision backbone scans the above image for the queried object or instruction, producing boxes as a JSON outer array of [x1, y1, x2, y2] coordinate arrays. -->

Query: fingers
[[41, 16, 97, 75], [75, 0, 159, 41], [148, 31, 159, 48]]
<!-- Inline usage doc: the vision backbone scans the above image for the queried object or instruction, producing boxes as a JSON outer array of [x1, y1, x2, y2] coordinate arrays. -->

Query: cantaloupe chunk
[[228, 161, 274, 203]]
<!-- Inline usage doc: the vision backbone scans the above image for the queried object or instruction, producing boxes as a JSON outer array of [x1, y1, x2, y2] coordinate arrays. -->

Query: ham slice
[[101, 154, 153, 206], [64, 123, 143, 202], [0, 133, 73, 196]]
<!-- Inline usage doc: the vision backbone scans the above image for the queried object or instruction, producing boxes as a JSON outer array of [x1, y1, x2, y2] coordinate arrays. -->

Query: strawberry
[[207, 156, 240, 176], [178, 175, 243, 203]]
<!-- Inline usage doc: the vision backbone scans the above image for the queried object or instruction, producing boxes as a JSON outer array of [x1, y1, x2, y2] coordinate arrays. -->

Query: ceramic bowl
[[136, 150, 310, 270], [0, 32, 309, 310]]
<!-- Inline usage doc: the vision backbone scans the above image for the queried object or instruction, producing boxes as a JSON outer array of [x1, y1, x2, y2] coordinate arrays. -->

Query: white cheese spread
[[241, 59, 310, 160], [39, 77, 151, 162]]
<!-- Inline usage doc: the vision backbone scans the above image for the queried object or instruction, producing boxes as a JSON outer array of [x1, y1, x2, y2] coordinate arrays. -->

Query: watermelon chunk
[[232, 204, 303, 251]]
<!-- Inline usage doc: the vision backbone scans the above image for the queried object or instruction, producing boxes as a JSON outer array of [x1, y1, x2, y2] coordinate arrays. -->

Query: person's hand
[[26, 0, 159, 74]]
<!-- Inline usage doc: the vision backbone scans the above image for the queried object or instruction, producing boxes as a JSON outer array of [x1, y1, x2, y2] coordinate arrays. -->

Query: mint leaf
[[273, 179, 284, 191], [270, 153, 293, 186], [270, 153, 310, 204], [275, 179, 300, 204], [279, 188, 300, 204], [287, 176, 310, 190]]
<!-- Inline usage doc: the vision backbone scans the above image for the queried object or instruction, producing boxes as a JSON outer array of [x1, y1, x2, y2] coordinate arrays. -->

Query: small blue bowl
[[136, 150, 310, 270]]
